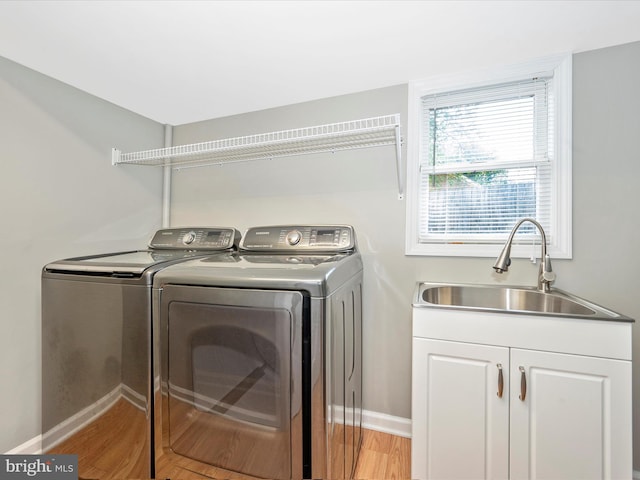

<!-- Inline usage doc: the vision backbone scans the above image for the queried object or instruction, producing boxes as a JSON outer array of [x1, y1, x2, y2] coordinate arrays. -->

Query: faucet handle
[[541, 254, 556, 284]]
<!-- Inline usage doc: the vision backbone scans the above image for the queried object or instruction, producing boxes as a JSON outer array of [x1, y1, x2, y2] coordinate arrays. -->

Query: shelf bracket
[[111, 148, 121, 166], [395, 124, 404, 200]]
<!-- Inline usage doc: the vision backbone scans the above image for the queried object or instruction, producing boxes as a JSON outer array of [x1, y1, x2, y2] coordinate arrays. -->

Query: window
[[406, 54, 572, 258]]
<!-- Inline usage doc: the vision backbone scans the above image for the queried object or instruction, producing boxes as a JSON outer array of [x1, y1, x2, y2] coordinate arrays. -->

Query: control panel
[[149, 227, 241, 250], [240, 225, 355, 252]]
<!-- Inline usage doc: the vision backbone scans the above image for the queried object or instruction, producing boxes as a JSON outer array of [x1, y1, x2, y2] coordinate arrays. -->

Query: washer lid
[[43, 226, 242, 277], [44, 250, 207, 276]]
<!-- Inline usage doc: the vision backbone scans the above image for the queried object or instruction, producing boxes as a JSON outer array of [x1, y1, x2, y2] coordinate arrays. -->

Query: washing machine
[[41, 227, 241, 479], [153, 225, 363, 480]]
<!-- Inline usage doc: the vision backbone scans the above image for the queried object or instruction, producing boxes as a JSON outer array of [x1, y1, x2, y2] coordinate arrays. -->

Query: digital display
[[315, 229, 336, 244], [206, 231, 222, 240]]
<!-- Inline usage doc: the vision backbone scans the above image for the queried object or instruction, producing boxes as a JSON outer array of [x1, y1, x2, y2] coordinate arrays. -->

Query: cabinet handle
[[496, 363, 504, 398], [519, 366, 527, 401]]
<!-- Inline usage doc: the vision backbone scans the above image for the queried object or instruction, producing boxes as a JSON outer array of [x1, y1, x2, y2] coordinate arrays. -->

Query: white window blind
[[418, 77, 554, 244]]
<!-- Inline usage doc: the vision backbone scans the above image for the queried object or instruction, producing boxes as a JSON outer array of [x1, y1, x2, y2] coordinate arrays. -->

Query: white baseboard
[[5, 385, 134, 455], [362, 409, 411, 438], [10, 385, 139, 455], [121, 383, 147, 412], [8, 390, 411, 455], [5, 434, 42, 455], [41, 385, 121, 452]]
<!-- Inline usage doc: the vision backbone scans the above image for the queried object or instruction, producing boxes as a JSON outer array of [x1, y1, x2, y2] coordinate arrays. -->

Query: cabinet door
[[510, 348, 632, 480], [412, 338, 509, 480]]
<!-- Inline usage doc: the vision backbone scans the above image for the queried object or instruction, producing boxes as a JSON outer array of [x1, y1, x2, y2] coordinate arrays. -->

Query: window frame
[[405, 54, 572, 258]]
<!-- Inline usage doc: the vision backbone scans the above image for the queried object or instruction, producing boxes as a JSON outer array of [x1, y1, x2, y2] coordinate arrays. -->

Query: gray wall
[[171, 41, 640, 467], [571, 41, 640, 468], [0, 56, 163, 453]]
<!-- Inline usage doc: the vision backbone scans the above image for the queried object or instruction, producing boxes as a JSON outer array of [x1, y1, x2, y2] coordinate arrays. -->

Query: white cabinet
[[509, 348, 631, 480], [412, 309, 632, 480], [412, 338, 509, 479]]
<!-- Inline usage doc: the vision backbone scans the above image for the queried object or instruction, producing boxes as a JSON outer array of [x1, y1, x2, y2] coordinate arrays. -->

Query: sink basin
[[414, 283, 629, 321]]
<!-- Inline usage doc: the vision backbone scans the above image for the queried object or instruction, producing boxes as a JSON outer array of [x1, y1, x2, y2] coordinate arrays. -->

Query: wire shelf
[[112, 113, 404, 198]]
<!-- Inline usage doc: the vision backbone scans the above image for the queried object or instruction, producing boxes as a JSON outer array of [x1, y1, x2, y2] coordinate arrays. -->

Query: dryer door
[[158, 285, 304, 480]]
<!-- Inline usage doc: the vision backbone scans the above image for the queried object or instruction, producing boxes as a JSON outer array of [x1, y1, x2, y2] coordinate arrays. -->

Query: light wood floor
[[354, 429, 411, 480], [48, 398, 411, 479], [156, 429, 410, 480]]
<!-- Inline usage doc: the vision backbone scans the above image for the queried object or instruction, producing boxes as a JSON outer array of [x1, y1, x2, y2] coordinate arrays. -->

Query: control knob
[[182, 231, 197, 245], [285, 230, 302, 246]]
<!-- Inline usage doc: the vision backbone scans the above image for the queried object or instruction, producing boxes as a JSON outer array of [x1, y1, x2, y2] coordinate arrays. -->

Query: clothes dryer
[[41, 227, 240, 479], [153, 225, 363, 480]]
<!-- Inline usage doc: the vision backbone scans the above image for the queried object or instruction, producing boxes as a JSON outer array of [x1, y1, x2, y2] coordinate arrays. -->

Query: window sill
[[405, 241, 572, 259]]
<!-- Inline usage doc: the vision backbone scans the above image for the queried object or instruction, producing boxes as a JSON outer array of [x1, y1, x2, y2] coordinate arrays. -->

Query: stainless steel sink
[[414, 283, 630, 321]]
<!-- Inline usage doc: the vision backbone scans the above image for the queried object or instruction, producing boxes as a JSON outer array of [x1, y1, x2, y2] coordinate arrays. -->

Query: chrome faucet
[[493, 218, 556, 293]]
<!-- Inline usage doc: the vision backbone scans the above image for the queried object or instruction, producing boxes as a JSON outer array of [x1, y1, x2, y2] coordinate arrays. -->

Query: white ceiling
[[1, 0, 640, 126]]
